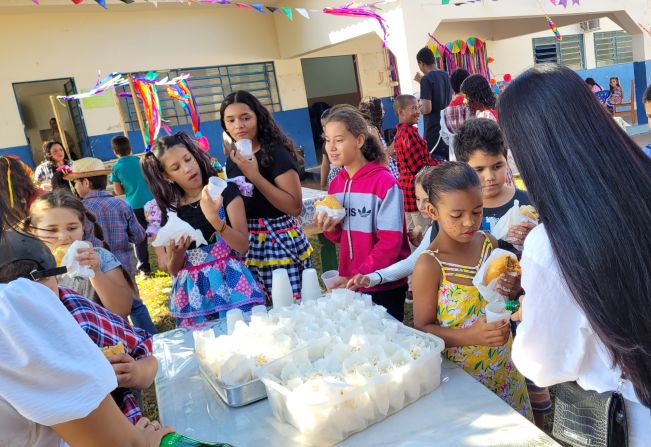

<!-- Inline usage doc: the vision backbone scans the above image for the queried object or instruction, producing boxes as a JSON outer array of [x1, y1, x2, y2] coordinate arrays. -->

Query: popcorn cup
[[485, 301, 512, 323], [321, 270, 341, 290], [236, 139, 253, 159], [207, 176, 228, 200]]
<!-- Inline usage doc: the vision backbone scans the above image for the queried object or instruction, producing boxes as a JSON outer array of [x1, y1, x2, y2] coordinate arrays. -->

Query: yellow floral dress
[[424, 234, 532, 419]]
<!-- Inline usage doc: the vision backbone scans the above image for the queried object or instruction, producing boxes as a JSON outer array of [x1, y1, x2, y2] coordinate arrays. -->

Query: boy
[[454, 117, 550, 429], [642, 85, 651, 157], [109, 136, 153, 277], [0, 230, 157, 425], [392, 94, 439, 245], [65, 157, 145, 278]]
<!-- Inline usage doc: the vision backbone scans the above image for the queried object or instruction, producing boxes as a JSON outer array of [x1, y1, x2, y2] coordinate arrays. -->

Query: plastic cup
[[226, 308, 244, 335], [236, 139, 253, 159], [272, 268, 294, 308], [485, 301, 512, 323], [207, 176, 227, 200], [301, 268, 321, 302], [321, 270, 341, 290]]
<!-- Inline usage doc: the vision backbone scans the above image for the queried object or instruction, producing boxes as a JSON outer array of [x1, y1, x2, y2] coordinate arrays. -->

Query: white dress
[[512, 225, 651, 446]]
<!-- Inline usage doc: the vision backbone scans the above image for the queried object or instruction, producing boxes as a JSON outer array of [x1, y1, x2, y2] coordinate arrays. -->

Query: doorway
[[301, 55, 361, 165], [13, 78, 89, 165]]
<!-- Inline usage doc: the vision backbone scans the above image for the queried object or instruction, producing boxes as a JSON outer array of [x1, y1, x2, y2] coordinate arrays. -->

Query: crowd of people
[[1, 46, 651, 446]]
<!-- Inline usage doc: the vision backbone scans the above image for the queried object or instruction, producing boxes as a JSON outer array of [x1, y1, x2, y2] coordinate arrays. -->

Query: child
[[65, 157, 145, 278], [461, 75, 498, 121], [141, 132, 265, 328], [222, 91, 313, 299], [110, 136, 154, 278], [0, 155, 42, 227], [359, 96, 400, 180], [316, 106, 411, 321], [412, 162, 532, 419], [392, 95, 439, 244], [0, 230, 156, 425], [27, 190, 157, 335], [642, 85, 651, 157], [454, 118, 534, 251], [608, 76, 623, 106]]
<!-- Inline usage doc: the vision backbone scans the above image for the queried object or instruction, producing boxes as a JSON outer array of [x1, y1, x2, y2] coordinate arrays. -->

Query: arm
[[109, 354, 158, 390], [165, 236, 192, 277], [420, 77, 433, 115], [113, 181, 124, 196], [420, 99, 432, 115]]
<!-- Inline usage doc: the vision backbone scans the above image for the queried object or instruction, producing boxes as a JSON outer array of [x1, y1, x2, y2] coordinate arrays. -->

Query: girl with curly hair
[[461, 75, 498, 121], [221, 91, 313, 300]]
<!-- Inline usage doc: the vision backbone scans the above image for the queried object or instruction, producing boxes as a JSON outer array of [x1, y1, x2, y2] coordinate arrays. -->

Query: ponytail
[[322, 105, 386, 164]]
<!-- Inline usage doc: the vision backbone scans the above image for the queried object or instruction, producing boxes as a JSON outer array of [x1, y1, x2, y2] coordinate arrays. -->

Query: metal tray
[[198, 359, 267, 407]]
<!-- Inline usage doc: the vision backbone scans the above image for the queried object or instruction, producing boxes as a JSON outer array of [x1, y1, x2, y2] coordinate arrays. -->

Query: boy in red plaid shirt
[[392, 95, 441, 246]]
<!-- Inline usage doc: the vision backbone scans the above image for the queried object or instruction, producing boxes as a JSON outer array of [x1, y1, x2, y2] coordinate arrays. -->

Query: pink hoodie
[[324, 162, 411, 292]]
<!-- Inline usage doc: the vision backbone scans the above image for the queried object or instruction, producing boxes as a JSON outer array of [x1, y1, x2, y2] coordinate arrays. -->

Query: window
[[532, 35, 585, 70], [117, 62, 281, 132], [594, 31, 633, 67]]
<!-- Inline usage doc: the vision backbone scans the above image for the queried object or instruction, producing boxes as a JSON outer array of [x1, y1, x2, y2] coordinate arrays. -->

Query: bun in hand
[[485, 254, 521, 284]]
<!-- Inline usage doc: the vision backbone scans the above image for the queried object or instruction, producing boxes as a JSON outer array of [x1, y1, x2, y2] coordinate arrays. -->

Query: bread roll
[[101, 342, 125, 357], [484, 255, 521, 284], [53, 244, 71, 267], [520, 205, 539, 221], [315, 195, 343, 210]]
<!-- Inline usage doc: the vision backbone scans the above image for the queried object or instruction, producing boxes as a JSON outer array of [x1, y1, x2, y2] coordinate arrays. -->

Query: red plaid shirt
[[393, 123, 440, 212], [58, 287, 153, 424]]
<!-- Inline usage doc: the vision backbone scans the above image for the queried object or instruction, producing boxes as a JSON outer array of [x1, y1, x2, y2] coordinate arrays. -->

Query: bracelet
[[217, 220, 227, 233]]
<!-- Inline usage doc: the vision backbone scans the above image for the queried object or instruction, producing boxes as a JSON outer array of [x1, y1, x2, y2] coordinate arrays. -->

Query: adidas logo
[[348, 206, 372, 218]]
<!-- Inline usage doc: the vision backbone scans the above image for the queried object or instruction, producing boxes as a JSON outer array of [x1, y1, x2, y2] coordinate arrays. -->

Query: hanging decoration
[[166, 79, 210, 151], [427, 34, 490, 79], [546, 15, 562, 40], [131, 74, 162, 150], [323, 3, 389, 46]]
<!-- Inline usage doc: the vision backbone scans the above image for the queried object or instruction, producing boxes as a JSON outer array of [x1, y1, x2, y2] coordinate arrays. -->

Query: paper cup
[[236, 139, 253, 159], [485, 301, 512, 323], [321, 270, 341, 290], [272, 268, 294, 308], [301, 268, 321, 302], [207, 176, 227, 200], [226, 308, 244, 335]]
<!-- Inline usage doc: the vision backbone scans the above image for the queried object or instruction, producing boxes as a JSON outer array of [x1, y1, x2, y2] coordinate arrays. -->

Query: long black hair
[[141, 132, 218, 220], [497, 63, 651, 407], [461, 74, 496, 112], [220, 90, 299, 168], [42, 140, 70, 165]]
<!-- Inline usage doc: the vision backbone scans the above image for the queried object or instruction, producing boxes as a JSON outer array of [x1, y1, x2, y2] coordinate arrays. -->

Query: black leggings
[[369, 284, 408, 322]]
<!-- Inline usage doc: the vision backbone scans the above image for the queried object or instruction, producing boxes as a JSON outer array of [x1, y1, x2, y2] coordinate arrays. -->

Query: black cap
[[0, 231, 66, 281]]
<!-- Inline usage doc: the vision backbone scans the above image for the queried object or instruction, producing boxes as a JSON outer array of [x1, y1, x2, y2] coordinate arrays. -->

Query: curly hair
[[42, 140, 70, 165], [461, 74, 496, 112], [454, 118, 506, 162], [322, 105, 386, 164], [220, 90, 299, 168], [450, 69, 470, 95], [141, 132, 218, 221], [358, 97, 384, 136]]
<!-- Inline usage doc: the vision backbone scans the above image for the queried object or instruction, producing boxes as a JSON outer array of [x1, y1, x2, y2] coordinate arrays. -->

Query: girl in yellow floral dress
[[412, 162, 532, 419]]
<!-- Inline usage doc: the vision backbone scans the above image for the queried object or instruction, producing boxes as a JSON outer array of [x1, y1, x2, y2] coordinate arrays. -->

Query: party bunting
[[295, 8, 310, 19], [427, 34, 490, 79], [132, 79, 161, 150], [166, 78, 210, 150]]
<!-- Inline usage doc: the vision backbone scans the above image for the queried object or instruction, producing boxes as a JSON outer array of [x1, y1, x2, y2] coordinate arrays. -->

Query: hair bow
[[227, 176, 253, 197]]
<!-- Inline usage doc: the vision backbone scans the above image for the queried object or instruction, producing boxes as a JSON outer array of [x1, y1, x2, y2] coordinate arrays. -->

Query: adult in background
[[415, 47, 452, 159], [47, 117, 78, 159], [33, 140, 71, 191], [499, 63, 651, 446]]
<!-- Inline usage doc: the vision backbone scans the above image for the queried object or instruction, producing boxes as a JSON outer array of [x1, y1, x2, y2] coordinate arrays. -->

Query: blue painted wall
[[1, 145, 34, 167]]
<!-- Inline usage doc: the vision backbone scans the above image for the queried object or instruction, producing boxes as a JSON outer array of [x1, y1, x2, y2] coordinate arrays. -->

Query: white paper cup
[[321, 270, 341, 290], [272, 268, 294, 308], [485, 301, 512, 323], [236, 139, 253, 159], [207, 176, 227, 200], [301, 268, 321, 302], [226, 308, 244, 335]]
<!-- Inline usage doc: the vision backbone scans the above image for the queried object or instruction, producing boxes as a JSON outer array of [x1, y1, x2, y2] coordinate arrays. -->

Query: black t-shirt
[[226, 145, 299, 219], [420, 70, 452, 157], [176, 182, 240, 248]]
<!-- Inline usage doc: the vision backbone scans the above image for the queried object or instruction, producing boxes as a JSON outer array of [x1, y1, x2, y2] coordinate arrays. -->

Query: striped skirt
[[246, 215, 313, 299]]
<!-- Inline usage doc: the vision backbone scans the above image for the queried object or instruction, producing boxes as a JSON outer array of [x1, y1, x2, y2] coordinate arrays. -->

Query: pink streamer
[[323, 3, 388, 46]]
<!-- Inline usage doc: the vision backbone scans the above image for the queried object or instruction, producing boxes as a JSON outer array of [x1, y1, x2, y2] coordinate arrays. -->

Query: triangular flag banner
[[281, 7, 293, 20], [32, 0, 40, 4], [251, 3, 266, 13], [72, 0, 84, 4], [266, 6, 278, 13], [94, 0, 106, 7], [295, 8, 310, 19], [236, 2, 252, 10], [442, 0, 450, 4], [120, 0, 135, 3]]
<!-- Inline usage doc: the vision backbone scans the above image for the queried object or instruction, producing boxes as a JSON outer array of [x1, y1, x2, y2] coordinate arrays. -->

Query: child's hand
[[327, 276, 349, 291], [229, 147, 260, 181], [506, 221, 536, 247], [468, 316, 511, 347], [199, 185, 224, 219], [75, 246, 101, 272], [495, 273, 522, 299], [108, 353, 142, 389], [347, 274, 371, 291], [167, 236, 192, 260], [135, 417, 175, 447], [314, 210, 343, 233]]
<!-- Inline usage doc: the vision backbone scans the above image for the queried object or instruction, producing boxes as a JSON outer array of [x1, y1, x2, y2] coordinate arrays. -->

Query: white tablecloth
[[153, 323, 559, 447]]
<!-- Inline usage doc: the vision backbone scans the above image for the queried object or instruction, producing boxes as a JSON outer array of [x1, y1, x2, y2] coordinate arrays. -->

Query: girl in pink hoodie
[[316, 105, 411, 321]]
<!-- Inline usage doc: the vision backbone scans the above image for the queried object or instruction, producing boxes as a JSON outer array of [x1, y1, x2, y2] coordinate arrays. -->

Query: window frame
[[532, 34, 586, 70]]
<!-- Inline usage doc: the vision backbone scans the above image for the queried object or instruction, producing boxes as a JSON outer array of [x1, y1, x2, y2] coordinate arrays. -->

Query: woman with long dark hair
[[498, 63, 651, 445], [33, 140, 71, 190], [220, 91, 313, 299]]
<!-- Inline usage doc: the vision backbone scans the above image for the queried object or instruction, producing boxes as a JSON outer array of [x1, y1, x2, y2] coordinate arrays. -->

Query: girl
[[499, 64, 651, 445], [412, 162, 531, 418], [27, 189, 134, 319], [316, 106, 411, 321], [1, 155, 42, 228], [608, 76, 623, 105], [141, 132, 265, 328], [585, 77, 603, 93], [460, 75, 498, 121], [221, 91, 313, 299], [33, 140, 71, 190], [359, 96, 400, 180]]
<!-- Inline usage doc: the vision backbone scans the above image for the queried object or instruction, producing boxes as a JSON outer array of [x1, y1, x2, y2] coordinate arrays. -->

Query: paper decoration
[[427, 34, 490, 79], [295, 8, 310, 19], [281, 7, 293, 20], [546, 15, 562, 40], [132, 77, 161, 150], [323, 3, 388, 46], [166, 78, 210, 151]]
